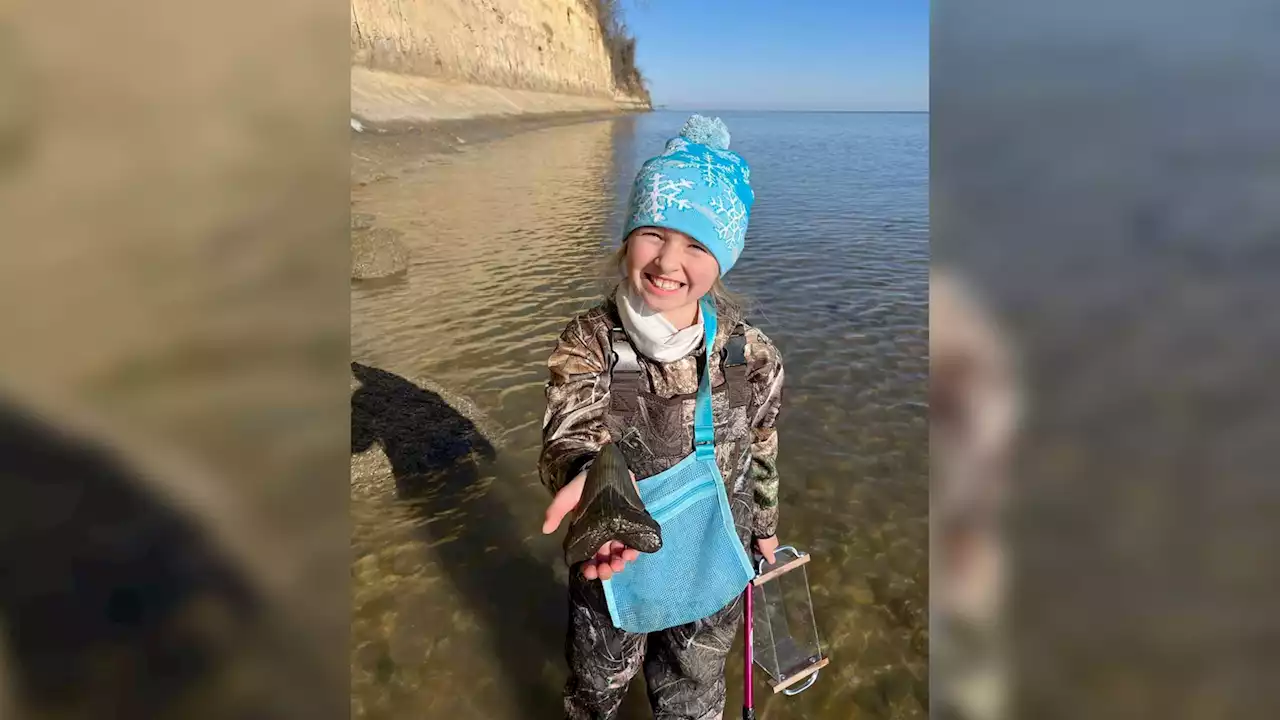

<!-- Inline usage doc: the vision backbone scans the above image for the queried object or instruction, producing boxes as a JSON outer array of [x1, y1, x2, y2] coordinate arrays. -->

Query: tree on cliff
[[586, 0, 651, 102]]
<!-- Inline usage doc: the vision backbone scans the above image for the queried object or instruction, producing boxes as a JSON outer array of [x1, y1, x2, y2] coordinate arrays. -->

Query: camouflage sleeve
[[538, 314, 612, 496], [745, 326, 784, 538]]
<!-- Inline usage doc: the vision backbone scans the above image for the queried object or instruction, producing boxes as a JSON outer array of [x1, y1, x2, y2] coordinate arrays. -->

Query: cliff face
[[350, 0, 649, 106]]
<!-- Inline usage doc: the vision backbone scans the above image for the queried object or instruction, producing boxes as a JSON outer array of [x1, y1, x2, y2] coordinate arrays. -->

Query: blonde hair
[[602, 240, 749, 330]]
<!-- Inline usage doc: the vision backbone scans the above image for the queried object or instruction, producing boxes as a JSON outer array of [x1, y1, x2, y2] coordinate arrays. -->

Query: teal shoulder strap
[[692, 300, 719, 460]]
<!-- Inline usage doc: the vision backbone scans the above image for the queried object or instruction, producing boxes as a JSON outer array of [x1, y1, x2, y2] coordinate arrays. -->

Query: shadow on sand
[[0, 400, 338, 720], [351, 362, 573, 717]]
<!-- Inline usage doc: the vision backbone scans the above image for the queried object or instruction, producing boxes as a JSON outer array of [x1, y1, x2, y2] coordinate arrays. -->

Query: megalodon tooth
[[563, 443, 663, 567]]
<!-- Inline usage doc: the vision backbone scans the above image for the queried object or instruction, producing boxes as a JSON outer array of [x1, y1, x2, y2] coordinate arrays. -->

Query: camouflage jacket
[[538, 298, 784, 538]]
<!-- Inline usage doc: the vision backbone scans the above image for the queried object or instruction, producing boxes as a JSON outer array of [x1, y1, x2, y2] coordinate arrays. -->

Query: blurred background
[[1, 0, 350, 718], [934, 0, 1280, 718]]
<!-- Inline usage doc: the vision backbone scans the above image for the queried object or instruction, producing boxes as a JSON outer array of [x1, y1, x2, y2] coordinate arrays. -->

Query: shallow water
[[350, 111, 929, 719]]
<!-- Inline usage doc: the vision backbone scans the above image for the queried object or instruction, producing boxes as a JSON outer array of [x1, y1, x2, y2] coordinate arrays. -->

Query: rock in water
[[352, 227, 408, 279], [563, 443, 663, 566]]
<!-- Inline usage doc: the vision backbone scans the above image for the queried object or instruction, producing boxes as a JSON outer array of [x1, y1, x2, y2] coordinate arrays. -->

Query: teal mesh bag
[[602, 300, 756, 633]]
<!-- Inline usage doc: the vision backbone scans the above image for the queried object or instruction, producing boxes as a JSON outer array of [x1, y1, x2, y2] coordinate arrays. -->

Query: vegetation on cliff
[[587, 0, 651, 103]]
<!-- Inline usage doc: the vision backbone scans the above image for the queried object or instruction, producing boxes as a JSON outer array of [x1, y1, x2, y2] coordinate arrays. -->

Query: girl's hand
[[755, 534, 779, 565], [542, 468, 642, 580], [580, 539, 640, 581]]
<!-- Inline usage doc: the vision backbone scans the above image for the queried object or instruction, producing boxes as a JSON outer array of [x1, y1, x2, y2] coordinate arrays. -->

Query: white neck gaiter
[[614, 284, 704, 363]]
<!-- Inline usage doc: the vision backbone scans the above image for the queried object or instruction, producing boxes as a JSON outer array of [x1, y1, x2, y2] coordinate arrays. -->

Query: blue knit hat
[[623, 115, 754, 275]]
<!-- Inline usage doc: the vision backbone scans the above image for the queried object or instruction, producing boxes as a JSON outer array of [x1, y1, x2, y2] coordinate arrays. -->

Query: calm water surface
[[350, 111, 928, 719]]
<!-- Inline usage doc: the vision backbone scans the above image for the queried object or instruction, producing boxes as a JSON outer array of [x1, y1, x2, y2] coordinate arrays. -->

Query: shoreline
[[351, 108, 643, 162], [351, 67, 649, 134], [350, 67, 650, 180]]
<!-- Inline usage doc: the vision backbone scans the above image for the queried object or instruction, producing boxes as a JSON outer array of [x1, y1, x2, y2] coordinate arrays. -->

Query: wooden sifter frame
[[750, 546, 828, 695]]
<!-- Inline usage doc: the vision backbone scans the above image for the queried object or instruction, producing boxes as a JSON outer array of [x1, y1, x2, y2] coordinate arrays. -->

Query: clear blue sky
[[618, 0, 929, 111]]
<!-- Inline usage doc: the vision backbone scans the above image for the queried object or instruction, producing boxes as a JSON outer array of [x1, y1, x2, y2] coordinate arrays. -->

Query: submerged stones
[[352, 226, 409, 280]]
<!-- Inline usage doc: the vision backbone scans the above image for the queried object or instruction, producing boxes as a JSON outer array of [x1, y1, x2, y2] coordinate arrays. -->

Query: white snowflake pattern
[[694, 149, 733, 187], [634, 171, 694, 223], [715, 148, 748, 179], [709, 192, 748, 250], [667, 147, 744, 189]]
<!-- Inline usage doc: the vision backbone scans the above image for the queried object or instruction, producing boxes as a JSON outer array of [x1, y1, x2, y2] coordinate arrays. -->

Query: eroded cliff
[[350, 0, 649, 125]]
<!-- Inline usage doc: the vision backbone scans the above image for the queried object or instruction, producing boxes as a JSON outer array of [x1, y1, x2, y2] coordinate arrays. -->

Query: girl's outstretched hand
[[755, 534, 779, 565], [580, 540, 640, 581], [542, 468, 642, 580]]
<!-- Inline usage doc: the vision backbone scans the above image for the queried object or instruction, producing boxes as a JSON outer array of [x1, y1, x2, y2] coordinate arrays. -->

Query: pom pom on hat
[[678, 114, 731, 150]]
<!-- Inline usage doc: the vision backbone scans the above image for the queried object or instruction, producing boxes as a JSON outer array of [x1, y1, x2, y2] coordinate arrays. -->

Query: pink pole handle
[[743, 583, 755, 718]]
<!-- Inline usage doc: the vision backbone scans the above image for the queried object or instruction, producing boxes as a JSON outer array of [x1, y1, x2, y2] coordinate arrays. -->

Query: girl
[[538, 115, 785, 720]]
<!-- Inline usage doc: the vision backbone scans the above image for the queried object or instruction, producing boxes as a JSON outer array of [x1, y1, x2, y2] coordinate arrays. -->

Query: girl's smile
[[643, 272, 685, 294]]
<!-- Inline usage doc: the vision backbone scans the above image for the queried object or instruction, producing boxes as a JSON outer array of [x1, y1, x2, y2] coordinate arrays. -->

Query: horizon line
[[653, 107, 929, 114]]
